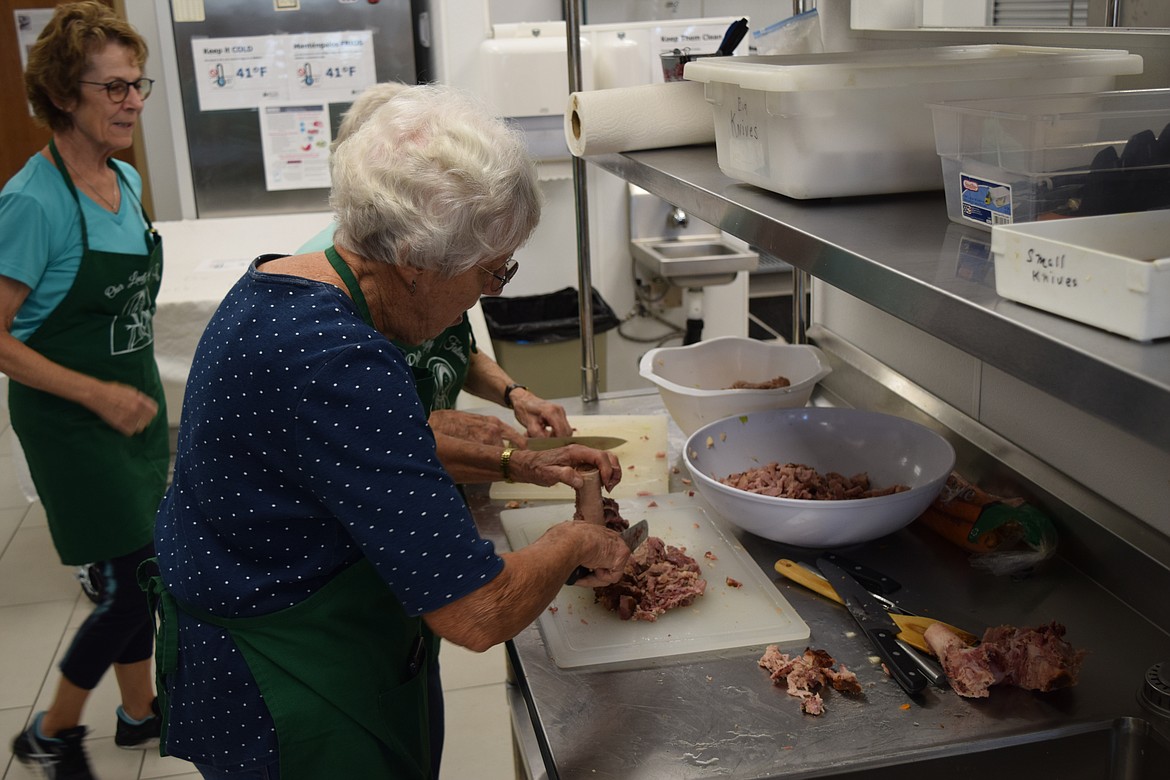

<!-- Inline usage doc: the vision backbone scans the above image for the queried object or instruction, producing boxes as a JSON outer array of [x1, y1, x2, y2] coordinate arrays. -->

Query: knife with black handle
[[817, 558, 928, 697]]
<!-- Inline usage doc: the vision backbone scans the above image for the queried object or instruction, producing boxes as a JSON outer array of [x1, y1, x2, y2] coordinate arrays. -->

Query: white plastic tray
[[990, 211, 1170, 341]]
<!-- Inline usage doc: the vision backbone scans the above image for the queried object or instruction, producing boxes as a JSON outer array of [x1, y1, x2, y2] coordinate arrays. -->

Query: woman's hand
[[560, 521, 631, 588], [94, 381, 158, 437], [508, 444, 622, 492], [430, 409, 526, 447], [507, 388, 572, 438]]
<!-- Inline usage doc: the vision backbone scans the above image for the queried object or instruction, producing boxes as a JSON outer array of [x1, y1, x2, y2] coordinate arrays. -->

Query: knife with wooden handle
[[773, 559, 978, 654]]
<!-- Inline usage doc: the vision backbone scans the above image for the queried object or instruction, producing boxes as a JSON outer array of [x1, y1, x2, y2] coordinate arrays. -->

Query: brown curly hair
[[24, 1, 148, 132]]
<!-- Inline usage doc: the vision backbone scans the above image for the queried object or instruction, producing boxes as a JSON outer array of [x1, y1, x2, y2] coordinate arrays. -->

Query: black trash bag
[[480, 287, 619, 345]]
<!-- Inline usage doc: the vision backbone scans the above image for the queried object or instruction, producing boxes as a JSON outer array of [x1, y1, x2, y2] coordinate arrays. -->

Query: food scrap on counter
[[758, 646, 862, 716]]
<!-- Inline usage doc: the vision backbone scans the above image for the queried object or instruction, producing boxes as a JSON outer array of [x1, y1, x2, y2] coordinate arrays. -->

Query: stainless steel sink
[[797, 718, 1170, 780], [630, 235, 758, 287], [628, 184, 758, 288]]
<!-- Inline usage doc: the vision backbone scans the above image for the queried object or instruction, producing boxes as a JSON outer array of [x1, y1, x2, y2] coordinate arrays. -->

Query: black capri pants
[[59, 541, 156, 690]]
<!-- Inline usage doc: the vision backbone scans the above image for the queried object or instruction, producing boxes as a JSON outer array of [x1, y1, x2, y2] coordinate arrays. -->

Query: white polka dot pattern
[[154, 263, 503, 767]]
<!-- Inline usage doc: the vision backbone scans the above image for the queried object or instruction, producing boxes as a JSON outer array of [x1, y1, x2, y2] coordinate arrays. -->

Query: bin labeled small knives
[[773, 559, 978, 654], [817, 558, 928, 697], [566, 519, 648, 585]]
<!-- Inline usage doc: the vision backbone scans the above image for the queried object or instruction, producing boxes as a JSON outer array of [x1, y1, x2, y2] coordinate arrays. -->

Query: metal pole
[[792, 269, 810, 344], [565, 0, 599, 402]]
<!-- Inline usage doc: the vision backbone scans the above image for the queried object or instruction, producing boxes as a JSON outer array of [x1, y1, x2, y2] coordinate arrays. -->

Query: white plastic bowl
[[684, 407, 955, 548], [639, 337, 832, 436]]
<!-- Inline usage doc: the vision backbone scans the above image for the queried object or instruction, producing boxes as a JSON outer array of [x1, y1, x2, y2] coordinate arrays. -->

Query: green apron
[[401, 315, 473, 415], [144, 560, 435, 780], [145, 246, 436, 778], [8, 140, 167, 565]]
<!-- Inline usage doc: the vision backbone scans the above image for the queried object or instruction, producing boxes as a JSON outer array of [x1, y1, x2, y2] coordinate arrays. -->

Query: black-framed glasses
[[79, 77, 155, 103], [478, 257, 519, 293]]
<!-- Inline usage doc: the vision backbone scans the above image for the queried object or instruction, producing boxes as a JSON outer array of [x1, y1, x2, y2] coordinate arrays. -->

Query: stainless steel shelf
[[589, 146, 1170, 453]]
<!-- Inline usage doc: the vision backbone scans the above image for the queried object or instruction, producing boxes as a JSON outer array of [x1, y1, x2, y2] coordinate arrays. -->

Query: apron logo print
[[111, 288, 154, 355], [427, 357, 457, 411]]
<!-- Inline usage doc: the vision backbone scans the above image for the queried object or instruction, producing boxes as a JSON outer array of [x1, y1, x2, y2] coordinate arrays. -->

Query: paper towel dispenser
[[479, 23, 593, 117], [479, 23, 593, 161]]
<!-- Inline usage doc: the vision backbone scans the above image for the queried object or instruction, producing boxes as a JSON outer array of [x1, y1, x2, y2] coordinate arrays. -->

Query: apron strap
[[48, 139, 90, 251], [48, 138, 159, 255], [324, 245, 374, 327], [138, 558, 176, 753]]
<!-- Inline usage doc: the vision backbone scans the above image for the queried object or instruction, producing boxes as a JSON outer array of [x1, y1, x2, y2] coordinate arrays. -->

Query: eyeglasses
[[478, 257, 519, 293], [78, 77, 155, 103]]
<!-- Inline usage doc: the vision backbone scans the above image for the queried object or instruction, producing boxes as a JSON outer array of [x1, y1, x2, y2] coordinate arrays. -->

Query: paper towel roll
[[564, 80, 714, 157]]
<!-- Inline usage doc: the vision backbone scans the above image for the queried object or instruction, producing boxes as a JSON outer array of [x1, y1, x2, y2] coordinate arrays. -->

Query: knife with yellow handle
[[773, 559, 978, 655]]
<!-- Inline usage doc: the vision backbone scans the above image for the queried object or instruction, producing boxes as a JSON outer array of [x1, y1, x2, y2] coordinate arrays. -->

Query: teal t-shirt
[[296, 222, 477, 414], [0, 153, 149, 342]]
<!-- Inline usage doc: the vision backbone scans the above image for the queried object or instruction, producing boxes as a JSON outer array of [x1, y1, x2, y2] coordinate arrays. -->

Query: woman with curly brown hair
[[2, 3, 165, 777]]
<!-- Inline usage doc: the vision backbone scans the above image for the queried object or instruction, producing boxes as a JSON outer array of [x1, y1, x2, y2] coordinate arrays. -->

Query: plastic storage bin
[[683, 45, 1143, 199], [930, 89, 1170, 231], [481, 287, 619, 400], [990, 212, 1170, 342]]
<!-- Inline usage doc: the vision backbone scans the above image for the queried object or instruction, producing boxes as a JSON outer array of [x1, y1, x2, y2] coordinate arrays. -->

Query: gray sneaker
[[11, 715, 95, 780]]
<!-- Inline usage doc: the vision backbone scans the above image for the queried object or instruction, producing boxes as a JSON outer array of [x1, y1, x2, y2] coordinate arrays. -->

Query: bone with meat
[[573, 465, 605, 525], [924, 621, 1086, 698]]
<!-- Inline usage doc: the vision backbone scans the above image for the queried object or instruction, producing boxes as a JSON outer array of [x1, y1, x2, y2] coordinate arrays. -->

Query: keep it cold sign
[[192, 31, 376, 112]]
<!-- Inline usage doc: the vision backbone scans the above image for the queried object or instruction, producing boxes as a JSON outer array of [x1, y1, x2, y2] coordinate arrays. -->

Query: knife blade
[[566, 519, 648, 585], [817, 558, 928, 696], [527, 436, 627, 451]]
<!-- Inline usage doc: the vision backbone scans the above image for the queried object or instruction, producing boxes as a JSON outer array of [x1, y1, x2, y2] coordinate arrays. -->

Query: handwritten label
[[727, 92, 765, 174], [1026, 247, 1077, 288]]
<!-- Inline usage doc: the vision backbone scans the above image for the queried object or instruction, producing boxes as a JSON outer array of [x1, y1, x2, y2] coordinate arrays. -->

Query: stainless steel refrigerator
[[163, 0, 427, 218]]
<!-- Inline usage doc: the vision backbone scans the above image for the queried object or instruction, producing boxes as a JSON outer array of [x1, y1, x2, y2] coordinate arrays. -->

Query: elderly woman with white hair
[[300, 81, 580, 484], [150, 84, 631, 780]]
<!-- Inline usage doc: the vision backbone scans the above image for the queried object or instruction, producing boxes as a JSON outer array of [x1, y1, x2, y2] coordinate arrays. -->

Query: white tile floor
[[0, 404, 516, 780]]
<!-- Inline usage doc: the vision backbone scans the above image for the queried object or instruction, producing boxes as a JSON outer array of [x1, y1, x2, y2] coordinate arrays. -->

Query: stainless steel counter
[[465, 391, 1170, 780], [587, 147, 1170, 455]]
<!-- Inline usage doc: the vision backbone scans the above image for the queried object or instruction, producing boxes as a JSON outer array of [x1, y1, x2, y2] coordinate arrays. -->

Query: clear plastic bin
[[930, 89, 1170, 231], [683, 45, 1143, 199]]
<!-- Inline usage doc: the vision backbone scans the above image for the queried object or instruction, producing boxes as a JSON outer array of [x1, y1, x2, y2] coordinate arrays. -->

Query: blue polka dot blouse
[[154, 261, 503, 770]]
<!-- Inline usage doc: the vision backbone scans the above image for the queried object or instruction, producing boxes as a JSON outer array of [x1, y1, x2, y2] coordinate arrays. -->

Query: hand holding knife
[[817, 558, 928, 696], [566, 520, 648, 585]]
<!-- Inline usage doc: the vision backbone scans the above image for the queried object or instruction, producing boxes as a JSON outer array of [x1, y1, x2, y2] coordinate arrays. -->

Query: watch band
[[503, 383, 528, 409], [500, 446, 516, 483]]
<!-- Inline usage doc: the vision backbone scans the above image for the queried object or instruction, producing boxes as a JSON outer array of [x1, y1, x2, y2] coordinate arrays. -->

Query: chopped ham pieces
[[924, 621, 1086, 699], [593, 499, 707, 622], [594, 537, 707, 621], [720, 462, 909, 500], [758, 646, 861, 715]]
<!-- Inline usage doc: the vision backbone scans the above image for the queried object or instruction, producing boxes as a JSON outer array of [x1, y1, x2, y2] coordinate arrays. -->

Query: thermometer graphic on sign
[[301, 63, 314, 86], [215, 64, 225, 87]]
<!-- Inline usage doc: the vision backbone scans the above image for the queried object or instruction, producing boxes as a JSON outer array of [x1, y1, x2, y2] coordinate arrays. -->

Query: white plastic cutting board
[[500, 494, 810, 669], [489, 415, 670, 501]]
